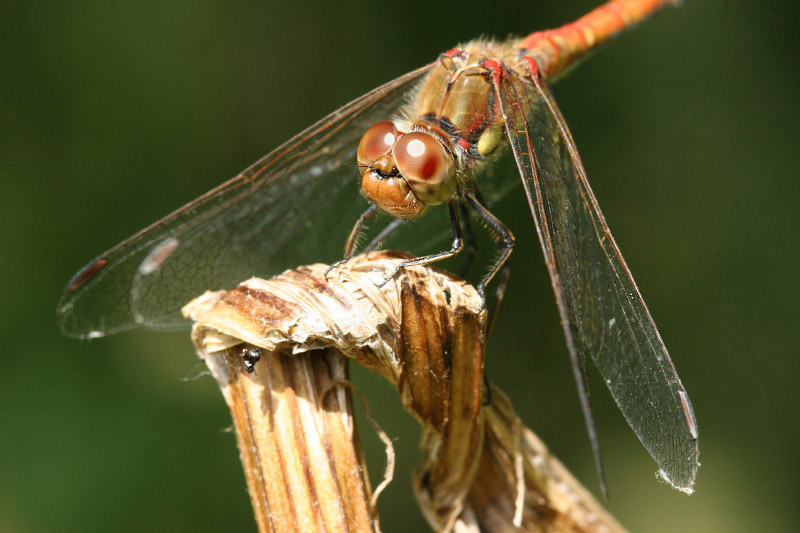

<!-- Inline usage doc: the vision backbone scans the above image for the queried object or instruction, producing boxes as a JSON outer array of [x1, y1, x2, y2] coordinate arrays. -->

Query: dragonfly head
[[357, 121, 456, 218]]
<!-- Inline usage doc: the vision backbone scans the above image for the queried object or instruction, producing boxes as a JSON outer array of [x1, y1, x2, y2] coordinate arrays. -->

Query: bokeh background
[[2, 1, 798, 531]]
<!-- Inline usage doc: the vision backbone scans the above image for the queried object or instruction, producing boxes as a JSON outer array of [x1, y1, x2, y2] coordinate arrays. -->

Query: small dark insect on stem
[[241, 348, 262, 373]]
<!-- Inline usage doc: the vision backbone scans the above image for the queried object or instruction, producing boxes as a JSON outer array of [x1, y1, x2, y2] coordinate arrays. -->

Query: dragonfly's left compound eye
[[392, 132, 456, 205]]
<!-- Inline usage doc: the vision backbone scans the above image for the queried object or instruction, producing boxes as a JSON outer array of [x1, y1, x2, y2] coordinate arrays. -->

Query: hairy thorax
[[400, 40, 532, 174]]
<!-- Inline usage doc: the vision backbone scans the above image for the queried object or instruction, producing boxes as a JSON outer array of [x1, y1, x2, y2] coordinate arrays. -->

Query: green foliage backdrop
[[2, 1, 798, 531]]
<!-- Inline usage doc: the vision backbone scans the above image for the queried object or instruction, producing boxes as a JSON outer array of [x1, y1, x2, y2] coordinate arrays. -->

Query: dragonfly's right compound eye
[[357, 121, 398, 165], [392, 132, 456, 206]]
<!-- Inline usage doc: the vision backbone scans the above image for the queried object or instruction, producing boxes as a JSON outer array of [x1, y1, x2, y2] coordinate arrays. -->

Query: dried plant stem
[[184, 251, 626, 532], [217, 345, 374, 532]]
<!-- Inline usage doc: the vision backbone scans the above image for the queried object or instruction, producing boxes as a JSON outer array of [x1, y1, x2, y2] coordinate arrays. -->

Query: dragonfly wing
[[496, 69, 699, 492], [58, 64, 434, 338]]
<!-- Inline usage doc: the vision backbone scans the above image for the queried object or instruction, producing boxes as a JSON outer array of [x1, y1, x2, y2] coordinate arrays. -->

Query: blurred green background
[[2, 0, 798, 531]]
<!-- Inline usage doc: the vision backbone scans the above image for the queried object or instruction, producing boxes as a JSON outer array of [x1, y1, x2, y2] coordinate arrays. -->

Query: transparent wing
[[496, 69, 699, 492], [58, 64, 434, 338]]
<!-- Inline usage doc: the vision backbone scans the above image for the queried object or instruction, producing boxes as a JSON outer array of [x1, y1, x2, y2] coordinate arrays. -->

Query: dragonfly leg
[[485, 264, 511, 339], [461, 191, 515, 307], [325, 203, 380, 278], [482, 373, 493, 406], [362, 217, 406, 253], [458, 201, 479, 278], [481, 266, 510, 407], [377, 199, 463, 287]]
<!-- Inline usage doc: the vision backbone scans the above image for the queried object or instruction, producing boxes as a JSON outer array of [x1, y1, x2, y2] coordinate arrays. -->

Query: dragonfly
[[58, 0, 699, 496]]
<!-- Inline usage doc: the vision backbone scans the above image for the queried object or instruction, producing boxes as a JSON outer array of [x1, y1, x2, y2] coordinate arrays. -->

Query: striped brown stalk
[[183, 251, 626, 533]]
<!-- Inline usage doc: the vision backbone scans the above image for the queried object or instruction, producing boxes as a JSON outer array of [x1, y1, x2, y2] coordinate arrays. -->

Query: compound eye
[[357, 121, 398, 165], [392, 132, 456, 205]]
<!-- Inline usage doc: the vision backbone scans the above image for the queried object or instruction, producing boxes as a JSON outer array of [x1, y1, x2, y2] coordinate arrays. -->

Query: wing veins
[[530, 76, 675, 382], [494, 69, 609, 497], [498, 65, 698, 492]]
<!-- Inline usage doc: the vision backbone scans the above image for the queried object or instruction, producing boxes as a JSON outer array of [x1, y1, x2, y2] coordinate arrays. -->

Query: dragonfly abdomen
[[520, 0, 679, 79]]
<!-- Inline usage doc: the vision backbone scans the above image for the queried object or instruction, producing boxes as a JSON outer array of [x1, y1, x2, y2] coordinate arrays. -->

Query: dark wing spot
[[68, 258, 108, 291]]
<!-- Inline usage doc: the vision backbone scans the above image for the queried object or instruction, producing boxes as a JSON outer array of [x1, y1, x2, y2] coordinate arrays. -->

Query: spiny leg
[[362, 216, 406, 254], [458, 186, 509, 332], [461, 191, 515, 305], [377, 199, 463, 287], [480, 264, 511, 406], [478, 260, 511, 407], [458, 201, 479, 278], [325, 203, 379, 278], [458, 183, 496, 283], [485, 265, 511, 340]]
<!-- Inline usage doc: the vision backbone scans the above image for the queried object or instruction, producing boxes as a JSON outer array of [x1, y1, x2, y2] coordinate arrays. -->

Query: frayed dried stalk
[[183, 250, 626, 533]]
